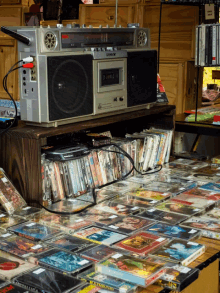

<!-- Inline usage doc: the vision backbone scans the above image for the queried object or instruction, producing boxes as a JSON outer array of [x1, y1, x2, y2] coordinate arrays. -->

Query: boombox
[[1, 25, 157, 127]]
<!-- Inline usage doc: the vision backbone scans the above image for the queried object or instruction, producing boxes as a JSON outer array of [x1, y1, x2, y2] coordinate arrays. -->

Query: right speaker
[[127, 50, 157, 107], [135, 28, 151, 48]]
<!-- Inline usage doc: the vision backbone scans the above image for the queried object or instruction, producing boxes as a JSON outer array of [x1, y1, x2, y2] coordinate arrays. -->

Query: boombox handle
[[0, 26, 31, 46]]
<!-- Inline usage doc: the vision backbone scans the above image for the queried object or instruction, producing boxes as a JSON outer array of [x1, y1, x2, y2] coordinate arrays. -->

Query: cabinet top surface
[[5, 105, 175, 140]]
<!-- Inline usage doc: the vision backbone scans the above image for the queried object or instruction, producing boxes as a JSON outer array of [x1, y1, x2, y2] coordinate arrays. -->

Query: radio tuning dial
[[56, 24, 63, 29]]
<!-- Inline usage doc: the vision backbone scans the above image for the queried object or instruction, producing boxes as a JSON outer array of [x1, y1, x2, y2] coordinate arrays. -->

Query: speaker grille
[[47, 55, 93, 121]]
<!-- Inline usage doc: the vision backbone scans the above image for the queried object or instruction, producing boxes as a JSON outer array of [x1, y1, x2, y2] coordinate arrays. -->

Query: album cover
[[45, 234, 96, 253], [96, 253, 166, 287], [0, 213, 27, 231], [37, 249, 92, 274], [39, 213, 92, 234], [203, 207, 220, 220], [73, 226, 127, 245], [114, 195, 155, 209], [194, 165, 220, 175], [155, 201, 203, 216], [199, 183, 220, 193], [145, 222, 201, 240], [14, 206, 43, 218], [9, 222, 61, 241], [114, 231, 168, 256], [91, 201, 140, 216], [0, 250, 36, 280], [0, 168, 27, 215], [106, 181, 141, 193], [80, 244, 118, 262], [47, 199, 92, 213], [150, 239, 205, 266], [180, 216, 220, 240], [138, 209, 188, 225], [78, 268, 137, 293], [106, 216, 155, 235], [13, 266, 83, 293], [0, 233, 50, 259], [0, 282, 33, 293], [79, 209, 123, 228], [187, 173, 220, 184], [155, 264, 200, 291], [171, 194, 216, 210], [183, 188, 220, 201], [71, 284, 103, 293], [127, 188, 171, 202]]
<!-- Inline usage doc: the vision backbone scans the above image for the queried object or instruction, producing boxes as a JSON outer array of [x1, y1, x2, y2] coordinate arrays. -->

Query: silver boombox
[[1, 25, 157, 127]]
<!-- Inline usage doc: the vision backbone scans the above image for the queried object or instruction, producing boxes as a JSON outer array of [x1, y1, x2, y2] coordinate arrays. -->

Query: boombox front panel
[[47, 55, 93, 121], [127, 50, 157, 107]]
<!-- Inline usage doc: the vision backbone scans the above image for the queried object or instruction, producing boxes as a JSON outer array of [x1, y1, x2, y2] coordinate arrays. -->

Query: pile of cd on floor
[[2, 131, 220, 292]]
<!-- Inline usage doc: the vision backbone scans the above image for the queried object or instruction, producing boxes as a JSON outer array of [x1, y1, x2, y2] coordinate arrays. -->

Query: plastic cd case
[[171, 194, 216, 210], [183, 188, 220, 201], [36, 249, 92, 275], [106, 181, 141, 193], [71, 284, 102, 293], [39, 213, 92, 234], [145, 222, 201, 241], [0, 282, 32, 293], [0, 168, 27, 215], [96, 253, 167, 287], [150, 239, 205, 266], [14, 206, 42, 219], [0, 250, 36, 280], [203, 207, 220, 220], [0, 232, 50, 259], [113, 194, 156, 208], [45, 234, 96, 253], [13, 266, 83, 293], [78, 268, 137, 293], [199, 183, 220, 193], [114, 231, 168, 256], [9, 222, 61, 241], [0, 212, 27, 231], [80, 244, 118, 262], [91, 201, 140, 216], [127, 188, 171, 203], [155, 200, 203, 216], [94, 188, 120, 203], [47, 199, 92, 213], [155, 264, 199, 292], [73, 226, 127, 245], [180, 216, 220, 240], [106, 216, 155, 235], [138, 208, 189, 225]]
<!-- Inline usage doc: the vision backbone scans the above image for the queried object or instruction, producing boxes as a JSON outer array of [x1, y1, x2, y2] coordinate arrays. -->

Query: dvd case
[[0, 250, 36, 280], [138, 209, 189, 225], [78, 268, 137, 293], [106, 216, 155, 235], [0, 213, 27, 231], [0, 168, 27, 215], [36, 249, 93, 275], [45, 234, 96, 253], [96, 253, 167, 287], [73, 226, 127, 245], [155, 264, 199, 292], [114, 231, 168, 256], [13, 266, 83, 293], [150, 239, 205, 266], [80, 244, 118, 263], [145, 222, 201, 241], [9, 222, 61, 241]]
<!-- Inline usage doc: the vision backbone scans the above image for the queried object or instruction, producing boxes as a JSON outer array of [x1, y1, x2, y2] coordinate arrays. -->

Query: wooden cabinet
[[159, 61, 202, 114], [79, 4, 136, 27]]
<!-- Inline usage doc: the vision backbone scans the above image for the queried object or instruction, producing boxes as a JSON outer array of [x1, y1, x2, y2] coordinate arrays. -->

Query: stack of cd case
[[13, 266, 83, 293], [78, 268, 137, 293]]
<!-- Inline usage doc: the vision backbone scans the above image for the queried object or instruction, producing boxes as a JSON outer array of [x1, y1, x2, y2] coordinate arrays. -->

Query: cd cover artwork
[[14, 206, 41, 218], [203, 208, 220, 220], [150, 239, 205, 266], [47, 199, 92, 213], [171, 194, 216, 209], [0, 282, 33, 293], [74, 226, 127, 245], [114, 195, 155, 208], [71, 284, 103, 293], [80, 244, 117, 262], [183, 188, 220, 201], [9, 222, 61, 241], [0, 168, 27, 215], [115, 232, 168, 256], [45, 234, 96, 253], [94, 189, 120, 203], [145, 222, 200, 240], [127, 188, 171, 202], [138, 209, 188, 225], [37, 250, 92, 274], [92, 201, 139, 216], [0, 213, 27, 231], [106, 181, 141, 193], [155, 201, 202, 216], [199, 183, 220, 193], [79, 268, 137, 293], [96, 253, 166, 287], [13, 266, 83, 293], [0, 233, 50, 259], [106, 216, 155, 235], [0, 250, 36, 280]]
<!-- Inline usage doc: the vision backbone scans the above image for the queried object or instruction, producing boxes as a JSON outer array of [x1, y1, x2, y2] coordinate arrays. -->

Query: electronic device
[[1, 25, 157, 127]]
